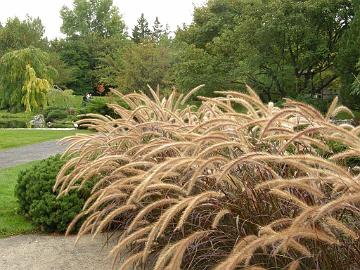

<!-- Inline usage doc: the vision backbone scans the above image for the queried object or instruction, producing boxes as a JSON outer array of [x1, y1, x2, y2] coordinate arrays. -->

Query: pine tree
[[152, 17, 163, 42], [152, 17, 170, 42], [132, 13, 151, 43]]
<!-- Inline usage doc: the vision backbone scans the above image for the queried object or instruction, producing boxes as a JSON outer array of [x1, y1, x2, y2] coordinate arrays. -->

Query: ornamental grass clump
[[55, 85, 360, 269]]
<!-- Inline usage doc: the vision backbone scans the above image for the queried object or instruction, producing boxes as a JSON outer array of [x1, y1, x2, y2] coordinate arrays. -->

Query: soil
[[0, 234, 116, 270]]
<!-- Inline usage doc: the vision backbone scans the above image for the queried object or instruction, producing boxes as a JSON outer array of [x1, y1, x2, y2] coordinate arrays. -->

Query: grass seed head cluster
[[54, 85, 360, 269]]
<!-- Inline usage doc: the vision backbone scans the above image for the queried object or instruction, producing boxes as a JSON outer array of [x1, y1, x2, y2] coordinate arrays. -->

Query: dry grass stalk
[[54, 86, 360, 269]]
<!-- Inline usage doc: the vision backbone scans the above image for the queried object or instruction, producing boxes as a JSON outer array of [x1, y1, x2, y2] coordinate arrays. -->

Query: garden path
[[0, 141, 68, 169], [0, 234, 115, 270]]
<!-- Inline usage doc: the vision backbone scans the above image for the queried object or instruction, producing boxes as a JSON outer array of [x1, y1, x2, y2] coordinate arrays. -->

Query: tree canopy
[[60, 0, 125, 38], [117, 40, 173, 92], [335, 1, 360, 108], [0, 16, 48, 56], [57, 0, 126, 94], [0, 0, 359, 113], [132, 13, 151, 43], [0, 47, 55, 112], [175, 0, 356, 104]]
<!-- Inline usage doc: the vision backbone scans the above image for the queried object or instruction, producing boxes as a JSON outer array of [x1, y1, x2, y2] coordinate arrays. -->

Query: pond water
[[0, 119, 27, 128]]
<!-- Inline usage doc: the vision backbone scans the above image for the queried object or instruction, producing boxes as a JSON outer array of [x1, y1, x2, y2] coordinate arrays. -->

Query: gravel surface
[[0, 141, 68, 169], [0, 234, 115, 270]]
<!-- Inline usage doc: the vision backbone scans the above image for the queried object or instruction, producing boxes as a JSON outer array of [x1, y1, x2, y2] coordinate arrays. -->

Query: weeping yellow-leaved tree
[[22, 64, 51, 113], [0, 47, 56, 112]]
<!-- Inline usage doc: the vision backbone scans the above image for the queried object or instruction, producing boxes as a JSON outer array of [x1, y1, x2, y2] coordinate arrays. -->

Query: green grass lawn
[[0, 162, 38, 238], [0, 129, 90, 150]]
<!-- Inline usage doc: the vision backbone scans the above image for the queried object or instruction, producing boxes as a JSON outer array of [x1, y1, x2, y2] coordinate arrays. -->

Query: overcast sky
[[0, 0, 206, 40]]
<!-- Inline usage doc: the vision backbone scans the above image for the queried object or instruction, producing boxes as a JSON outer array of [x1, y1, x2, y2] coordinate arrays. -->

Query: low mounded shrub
[[45, 108, 68, 122], [79, 96, 128, 118], [15, 155, 91, 233], [79, 98, 115, 117]]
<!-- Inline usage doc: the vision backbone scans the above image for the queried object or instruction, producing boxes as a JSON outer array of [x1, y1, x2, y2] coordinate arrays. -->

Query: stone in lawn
[[30, 114, 45, 128]]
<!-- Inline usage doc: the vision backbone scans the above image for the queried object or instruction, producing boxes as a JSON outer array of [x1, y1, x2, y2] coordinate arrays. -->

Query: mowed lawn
[[0, 129, 90, 150], [0, 162, 38, 238]]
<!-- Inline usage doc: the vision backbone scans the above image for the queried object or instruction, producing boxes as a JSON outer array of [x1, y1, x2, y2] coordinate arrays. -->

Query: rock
[[330, 118, 354, 125], [30, 114, 45, 128]]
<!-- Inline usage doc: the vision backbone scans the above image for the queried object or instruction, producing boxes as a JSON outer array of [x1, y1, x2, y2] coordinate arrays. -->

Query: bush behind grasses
[[16, 155, 91, 233], [55, 86, 360, 269]]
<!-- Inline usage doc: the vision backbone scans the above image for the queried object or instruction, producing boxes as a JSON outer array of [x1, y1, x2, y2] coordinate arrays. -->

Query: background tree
[[0, 16, 48, 57], [171, 42, 224, 97], [0, 47, 56, 112], [114, 40, 173, 92], [152, 17, 169, 42], [95, 39, 131, 88], [60, 0, 124, 38], [175, 0, 356, 106], [352, 60, 360, 95], [51, 37, 94, 94], [58, 0, 126, 94], [0, 0, 356, 111], [235, 0, 353, 101], [132, 13, 151, 43], [335, 1, 360, 108], [174, 0, 251, 95], [47, 51, 77, 89]]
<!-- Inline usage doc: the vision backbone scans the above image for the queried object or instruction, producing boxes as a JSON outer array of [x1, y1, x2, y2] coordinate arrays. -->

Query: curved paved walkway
[[0, 141, 68, 169], [0, 234, 115, 270]]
